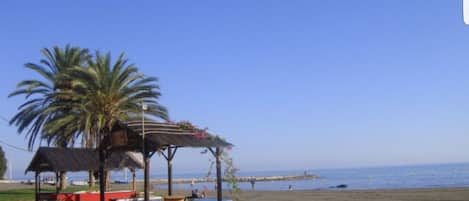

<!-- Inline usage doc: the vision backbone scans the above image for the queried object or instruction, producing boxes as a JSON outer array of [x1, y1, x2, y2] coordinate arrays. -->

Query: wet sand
[[1, 182, 468, 201]]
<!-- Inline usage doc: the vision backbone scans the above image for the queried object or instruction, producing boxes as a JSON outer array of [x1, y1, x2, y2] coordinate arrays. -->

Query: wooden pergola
[[26, 147, 144, 201], [100, 120, 233, 201]]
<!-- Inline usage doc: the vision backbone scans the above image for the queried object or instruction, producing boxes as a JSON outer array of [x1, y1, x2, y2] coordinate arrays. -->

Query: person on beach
[[250, 177, 256, 191], [193, 188, 206, 198], [201, 190, 206, 198], [186, 189, 201, 200], [191, 189, 200, 198], [288, 184, 293, 191], [203, 185, 208, 196]]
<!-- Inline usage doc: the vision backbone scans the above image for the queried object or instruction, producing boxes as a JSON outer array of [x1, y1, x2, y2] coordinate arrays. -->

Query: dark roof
[[127, 121, 232, 147], [26, 147, 143, 173], [102, 121, 233, 152]]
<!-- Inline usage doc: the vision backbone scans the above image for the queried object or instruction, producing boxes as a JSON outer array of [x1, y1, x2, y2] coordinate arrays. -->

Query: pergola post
[[144, 151, 150, 201], [208, 147, 223, 201], [143, 150, 158, 201], [215, 147, 222, 201], [38, 173, 41, 197], [99, 148, 105, 201], [167, 147, 173, 196], [163, 147, 178, 196], [55, 171, 59, 194], [35, 171, 39, 201], [131, 169, 137, 192]]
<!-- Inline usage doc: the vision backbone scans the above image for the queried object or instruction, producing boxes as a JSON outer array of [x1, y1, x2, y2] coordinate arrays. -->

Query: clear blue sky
[[1, 0, 469, 178]]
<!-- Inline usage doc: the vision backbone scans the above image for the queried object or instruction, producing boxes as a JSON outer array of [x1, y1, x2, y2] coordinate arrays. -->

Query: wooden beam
[[55, 171, 59, 194], [38, 173, 41, 195], [169, 147, 178, 160], [144, 151, 150, 201], [216, 147, 222, 201], [208, 147, 215, 157], [161, 151, 169, 160], [132, 169, 136, 192], [167, 147, 173, 196], [35, 172, 38, 201], [149, 151, 158, 158]]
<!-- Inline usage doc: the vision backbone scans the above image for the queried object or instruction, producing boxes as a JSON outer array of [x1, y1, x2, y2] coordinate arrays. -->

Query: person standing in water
[[249, 177, 256, 191], [191, 179, 195, 188]]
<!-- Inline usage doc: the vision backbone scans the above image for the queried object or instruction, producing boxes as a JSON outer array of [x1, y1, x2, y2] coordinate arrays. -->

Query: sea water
[[38, 162, 469, 191], [153, 163, 469, 191]]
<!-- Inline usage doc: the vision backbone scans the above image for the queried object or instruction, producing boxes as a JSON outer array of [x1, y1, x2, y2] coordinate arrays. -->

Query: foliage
[[203, 147, 240, 200], [181, 121, 239, 196], [0, 146, 6, 180], [176, 121, 208, 139], [9, 46, 168, 150], [43, 51, 169, 142], [175, 121, 229, 142], [176, 121, 197, 131], [8, 45, 90, 190], [9, 45, 90, 150], [222, 150, 240, 194]]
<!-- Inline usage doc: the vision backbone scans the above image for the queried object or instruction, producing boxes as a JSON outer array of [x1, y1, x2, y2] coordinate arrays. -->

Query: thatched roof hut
[[26, 147, 143, 173]]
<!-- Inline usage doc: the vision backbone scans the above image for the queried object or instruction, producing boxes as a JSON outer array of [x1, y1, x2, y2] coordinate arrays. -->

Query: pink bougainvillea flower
[[195, 132, 206, 140]]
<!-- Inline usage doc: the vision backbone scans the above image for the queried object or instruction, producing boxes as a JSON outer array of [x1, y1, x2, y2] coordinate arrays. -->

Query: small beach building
[[26, 147, 144, 201]]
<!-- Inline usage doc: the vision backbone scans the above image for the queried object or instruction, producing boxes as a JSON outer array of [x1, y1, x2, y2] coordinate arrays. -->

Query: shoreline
[[141, 174, 318, 184], [7, 178, 469, 192], [2, 181, 468, 192], [1, 183, 469, 201]]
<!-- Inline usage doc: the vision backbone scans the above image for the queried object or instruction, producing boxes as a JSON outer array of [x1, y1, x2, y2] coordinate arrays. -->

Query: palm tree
[[9, 45, 90, 149], [44, 51, 169, 194], [9, 45, 90, 190], [45, 51, 169, 143], [10, 46, 168, 196]]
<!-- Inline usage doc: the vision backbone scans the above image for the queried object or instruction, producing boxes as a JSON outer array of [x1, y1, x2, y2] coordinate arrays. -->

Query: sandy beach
[[228, 188, 469, 201], [1, 182, 468, 201]]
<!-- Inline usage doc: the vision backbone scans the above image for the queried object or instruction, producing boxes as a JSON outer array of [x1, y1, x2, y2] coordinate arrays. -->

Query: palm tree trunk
[[105, 170, 110, 191], [88, 170, 95, 187], [87, 130, 96, 188], [59, 171, 67, 190]]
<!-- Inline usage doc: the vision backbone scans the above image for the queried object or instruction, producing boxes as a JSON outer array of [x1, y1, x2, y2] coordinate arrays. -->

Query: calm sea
[[39, 163, 469, 191], [153, 163, 469, 191]]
